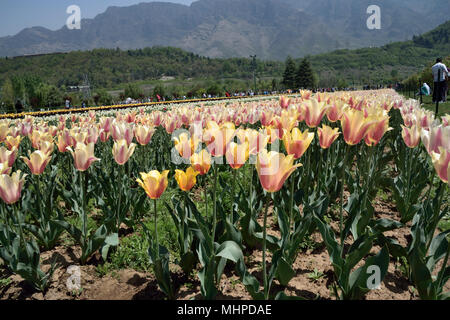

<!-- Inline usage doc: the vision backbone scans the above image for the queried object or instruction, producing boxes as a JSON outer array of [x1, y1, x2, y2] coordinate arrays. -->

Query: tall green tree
[[124, 83, 143, 99], [282, 56, 297, 89], [295, 58, 316, 89], [0, 78, 15, 110]]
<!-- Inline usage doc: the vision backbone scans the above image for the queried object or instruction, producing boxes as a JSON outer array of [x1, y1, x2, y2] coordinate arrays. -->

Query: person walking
[[432, 58, 448, 103], [15, 100, 23, 113]]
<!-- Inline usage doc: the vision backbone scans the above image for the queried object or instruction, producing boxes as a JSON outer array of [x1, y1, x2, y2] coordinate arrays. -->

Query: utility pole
[[250, 55, 257, 95]]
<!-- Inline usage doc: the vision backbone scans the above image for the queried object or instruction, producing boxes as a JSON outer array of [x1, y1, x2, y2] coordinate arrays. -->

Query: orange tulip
[[67, 142, 100, 171], [136, 170, 170, 199], [112, 139, 136, 165], [282, 128, 314, 159], [340, 109, 375, 146], [256, 150, 302, 193], [226, 142, 250, 169], [317, 125, 340, 149], [190, 149, 212, 175], [174, 167, 199, 192], [0, 170, 27, 204], [21, 150, 52, 175]]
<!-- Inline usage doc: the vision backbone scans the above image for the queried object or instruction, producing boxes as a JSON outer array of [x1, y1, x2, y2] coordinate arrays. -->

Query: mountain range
[[0, 0, 449, 60]]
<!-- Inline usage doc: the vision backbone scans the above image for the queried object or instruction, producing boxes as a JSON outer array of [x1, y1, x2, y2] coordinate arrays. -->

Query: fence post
[[418, 79, 423, 104]]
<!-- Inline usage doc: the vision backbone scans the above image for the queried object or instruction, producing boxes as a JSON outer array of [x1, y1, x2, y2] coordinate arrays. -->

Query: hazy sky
[[0, 0, 194, 37]]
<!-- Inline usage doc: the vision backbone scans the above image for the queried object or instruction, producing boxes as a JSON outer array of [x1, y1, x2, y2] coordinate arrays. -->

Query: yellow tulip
[[256, 150, 302, 193], [225, 142, 250, 169], [175, 167, 199, 191], [190, 149, 211, 175], [137, 170, 170, 199], [282, 128, 314, 159], [340, 108, 375, 146], [5, 136, 22, 150]]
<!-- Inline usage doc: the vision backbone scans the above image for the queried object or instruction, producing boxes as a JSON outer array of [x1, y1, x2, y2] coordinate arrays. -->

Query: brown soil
[[0, 194, 449, 301]]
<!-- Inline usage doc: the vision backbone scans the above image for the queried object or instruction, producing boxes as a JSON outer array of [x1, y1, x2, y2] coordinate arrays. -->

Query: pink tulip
[[21, 150, 52, 175], [431, 148, 450, 184], [67, 143, 100, 172], [401, 125, 421, 148], [112, 140, 136, 166], [0, 147, 17, 167], [0, 170, 27, 205]]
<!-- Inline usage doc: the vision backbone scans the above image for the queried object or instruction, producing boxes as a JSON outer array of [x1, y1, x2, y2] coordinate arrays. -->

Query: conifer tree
[[282, 56, 297, 89], [295, 58, 316, 89]]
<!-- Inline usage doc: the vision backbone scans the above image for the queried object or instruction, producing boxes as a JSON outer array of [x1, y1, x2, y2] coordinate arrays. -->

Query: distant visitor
[[431, 58, 449, 103]]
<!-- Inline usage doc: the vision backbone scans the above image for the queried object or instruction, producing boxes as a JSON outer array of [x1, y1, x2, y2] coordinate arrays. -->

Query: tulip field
[[0, 89, 449, 300]]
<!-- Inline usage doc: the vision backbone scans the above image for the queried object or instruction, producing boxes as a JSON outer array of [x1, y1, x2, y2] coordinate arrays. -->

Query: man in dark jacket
[[15, 100, 23, 113]]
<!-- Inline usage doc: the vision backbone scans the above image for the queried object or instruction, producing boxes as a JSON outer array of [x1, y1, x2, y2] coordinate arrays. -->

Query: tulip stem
[[14, 203, 26, 248], [262, 193, 270, 300], [117, 164, 126, 233], [212, 164, 218, 248], [203, 175, 208, 218], [231, 168, 237, 216], [154, 199, 159, 253], [249, 165, 254, 215], [80, 170, 87, 251], [288, 172, 295, 235], [362, 145, 375, 211], [339, 144, 349, 254], [34, 174, 42, 223]]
